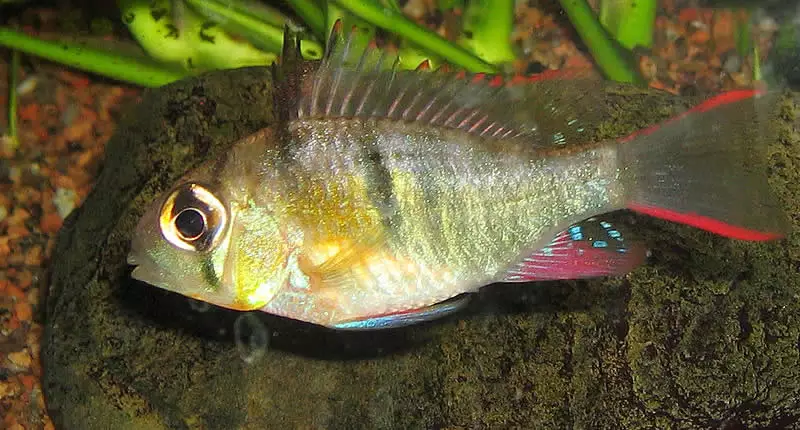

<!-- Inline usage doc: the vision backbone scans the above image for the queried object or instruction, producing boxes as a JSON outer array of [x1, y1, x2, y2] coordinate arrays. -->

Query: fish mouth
[[126, 247, 167, 287], [126, 252, 142, 265]]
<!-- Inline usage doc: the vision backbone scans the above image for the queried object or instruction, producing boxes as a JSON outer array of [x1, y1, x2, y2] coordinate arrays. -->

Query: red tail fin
[[618, 91, 789, 241]]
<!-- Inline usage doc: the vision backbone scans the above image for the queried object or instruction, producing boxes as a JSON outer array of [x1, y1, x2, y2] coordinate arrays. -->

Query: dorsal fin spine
[[457, 109, 481, 129], [400, 87, 428, 120], [326, 65, 344, 117], [443, 106, 468, 128], [326, 29, 359, 116], [354, 50, 388, 116], [340, 44, 372, 116], [387, 74, 416, 117], [297, 22, 603, 148], [479, 122, 497, 137], [467, 114, 489, 133], [414, 85, 444, 121]]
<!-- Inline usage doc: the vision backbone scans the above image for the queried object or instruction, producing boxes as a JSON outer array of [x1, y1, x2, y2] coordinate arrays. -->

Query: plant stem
[[558, 0, 645, 84], [753, 43, 761, 82], [285, 0, 327, 40], [0, 27, 187, 87], [458, 0, 516, 66], [378, 0, 440, 69], [332, 0, 495, 72], [184, 0, 323, 60], [6, 50, 20, 150], [598, 0, 656, 50]]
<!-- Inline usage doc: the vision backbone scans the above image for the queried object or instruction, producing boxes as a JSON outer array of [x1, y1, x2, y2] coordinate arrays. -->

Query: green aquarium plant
[[182, 0, 323, 59], [119, 0, 277, 72], [457, 0, 516, 67], [0, 26, 187, 87], [0, 0, 499, 86], [2, 49, 20, 150], [331, 0, 495, 72], [598, 0, 657, 50], [732, 10, 762, 82], [0, 0, 660, 87], [284, 0, 326, 39], [558, 0, 647, 84]]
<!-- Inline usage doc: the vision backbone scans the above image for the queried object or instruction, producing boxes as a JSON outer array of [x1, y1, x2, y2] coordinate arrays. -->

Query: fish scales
[[257, 117, 624, 325]]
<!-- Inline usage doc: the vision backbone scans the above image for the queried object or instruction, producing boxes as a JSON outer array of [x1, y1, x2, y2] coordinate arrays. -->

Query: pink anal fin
[[618, 90, 790, 241], [503, 218, 647, 282], [331, 294, 471, 330]]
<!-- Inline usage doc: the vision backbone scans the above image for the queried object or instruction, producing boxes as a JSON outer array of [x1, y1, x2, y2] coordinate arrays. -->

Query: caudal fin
[[618, 90, 789, 241]]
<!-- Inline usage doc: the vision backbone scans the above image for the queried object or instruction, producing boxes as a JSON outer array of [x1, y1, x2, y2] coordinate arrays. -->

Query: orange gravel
[[0, 44, 140, 430]]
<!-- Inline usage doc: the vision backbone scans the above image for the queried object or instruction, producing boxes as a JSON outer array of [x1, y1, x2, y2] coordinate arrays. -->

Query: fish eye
[[174, 208, 206, 241], [159, 183, 228, 252]]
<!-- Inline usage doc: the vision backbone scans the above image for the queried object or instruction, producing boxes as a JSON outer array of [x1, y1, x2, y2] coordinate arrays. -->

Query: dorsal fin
[[295, 22, 607, 148]]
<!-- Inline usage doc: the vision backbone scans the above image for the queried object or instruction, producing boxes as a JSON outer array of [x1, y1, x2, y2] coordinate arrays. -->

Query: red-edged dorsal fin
[[296, 21, 606, 149], [503, 218, 647, 282], [618, 90, 790, 241]]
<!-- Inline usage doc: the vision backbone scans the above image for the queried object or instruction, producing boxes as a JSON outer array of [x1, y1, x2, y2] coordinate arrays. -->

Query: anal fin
[[332, 294, 471, 330], [503, 218, 647, 282]]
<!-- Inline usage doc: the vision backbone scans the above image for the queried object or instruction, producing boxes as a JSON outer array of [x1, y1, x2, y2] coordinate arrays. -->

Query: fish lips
[[127, 248, 166, 287], [127, 204, 168, 287]]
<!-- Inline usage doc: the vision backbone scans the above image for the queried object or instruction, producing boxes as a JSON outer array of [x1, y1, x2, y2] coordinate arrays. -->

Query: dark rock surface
[[42, 66, 800, 429]]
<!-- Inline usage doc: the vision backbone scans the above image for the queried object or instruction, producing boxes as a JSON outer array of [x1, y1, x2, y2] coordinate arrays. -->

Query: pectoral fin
[[298, 229, 388, 290]]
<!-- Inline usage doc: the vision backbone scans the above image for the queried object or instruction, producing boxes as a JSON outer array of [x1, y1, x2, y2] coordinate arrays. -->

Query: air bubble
[[234, 312, 269, 365]]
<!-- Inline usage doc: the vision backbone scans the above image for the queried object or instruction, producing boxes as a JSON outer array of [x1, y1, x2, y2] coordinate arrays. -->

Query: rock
[[43, 64, 800, 429]]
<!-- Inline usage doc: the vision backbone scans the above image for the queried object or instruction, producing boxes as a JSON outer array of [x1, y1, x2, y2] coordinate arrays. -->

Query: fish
[[127, 25, 790, 330]]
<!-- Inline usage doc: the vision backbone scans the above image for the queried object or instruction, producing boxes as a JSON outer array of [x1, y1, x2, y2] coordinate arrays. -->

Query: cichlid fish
[[127, 26, 789, 330]]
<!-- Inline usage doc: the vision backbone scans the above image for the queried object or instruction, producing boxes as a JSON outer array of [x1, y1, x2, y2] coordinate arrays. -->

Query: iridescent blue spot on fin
[[332, 294, 471, 330], [503, 218, 648, 282]]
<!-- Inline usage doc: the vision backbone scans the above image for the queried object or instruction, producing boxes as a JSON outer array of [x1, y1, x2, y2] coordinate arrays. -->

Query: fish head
[[128, 159, 292, 312]]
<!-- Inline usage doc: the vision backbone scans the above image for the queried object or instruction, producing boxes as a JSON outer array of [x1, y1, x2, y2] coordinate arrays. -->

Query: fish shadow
[[118, 274, 610, 361]]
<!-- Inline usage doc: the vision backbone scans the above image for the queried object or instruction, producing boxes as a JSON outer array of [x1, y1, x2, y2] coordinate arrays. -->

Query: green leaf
[[559, 0, 646, 84], [118, 0, 275, 72], [285, 0, 327, 39], [458, 0, 516, 66], [184, 0, 323, 60], [0, 27, 187, 87], [332, 0, 495, 73], [598, 0, 656, 50]]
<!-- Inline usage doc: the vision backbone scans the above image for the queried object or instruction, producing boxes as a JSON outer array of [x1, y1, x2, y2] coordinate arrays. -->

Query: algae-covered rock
[[42, 65, 800, 429]]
